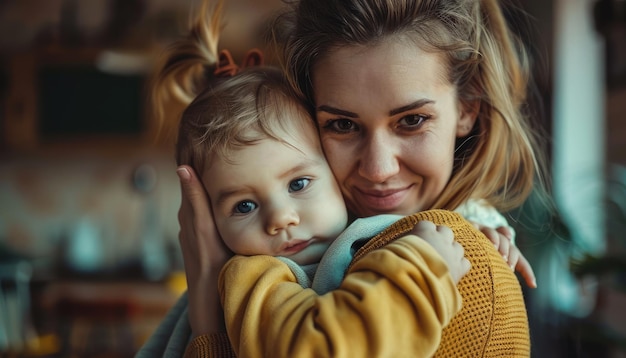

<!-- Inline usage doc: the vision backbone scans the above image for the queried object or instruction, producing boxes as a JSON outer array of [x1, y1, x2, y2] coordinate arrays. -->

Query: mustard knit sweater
[[185, 209, 530, 357]]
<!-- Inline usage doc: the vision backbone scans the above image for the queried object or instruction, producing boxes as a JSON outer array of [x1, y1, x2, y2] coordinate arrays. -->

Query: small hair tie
[[214, 48, 264, 77]]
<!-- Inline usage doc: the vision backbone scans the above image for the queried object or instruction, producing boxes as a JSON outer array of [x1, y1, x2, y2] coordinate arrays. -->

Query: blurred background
[[0, 0, 624, 357]]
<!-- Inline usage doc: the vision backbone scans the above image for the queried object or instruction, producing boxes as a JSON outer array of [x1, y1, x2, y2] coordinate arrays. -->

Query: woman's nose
[[358, 132, 400, 183], [265, 203, 300, 235]]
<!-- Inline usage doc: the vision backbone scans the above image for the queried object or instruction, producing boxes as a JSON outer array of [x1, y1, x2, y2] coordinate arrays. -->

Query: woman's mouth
[[353, 186, 411, 212]]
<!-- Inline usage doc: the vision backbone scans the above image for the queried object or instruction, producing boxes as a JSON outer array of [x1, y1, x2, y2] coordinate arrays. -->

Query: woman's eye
[[323, 118, 357, 133], [234, 201, 257, 214], [289, 178, 311, 192], [400, 114, 428, 127]]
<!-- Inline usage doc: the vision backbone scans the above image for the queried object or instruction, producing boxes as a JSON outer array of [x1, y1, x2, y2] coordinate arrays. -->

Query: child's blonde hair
[[176, 67, 309, 174]]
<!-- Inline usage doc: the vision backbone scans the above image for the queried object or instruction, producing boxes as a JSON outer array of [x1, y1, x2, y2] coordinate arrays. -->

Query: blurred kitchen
[[0, 0, 624, 357]]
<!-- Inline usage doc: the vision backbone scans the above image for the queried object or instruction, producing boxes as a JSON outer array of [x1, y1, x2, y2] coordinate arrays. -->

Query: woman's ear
[[456, 100, 479, 137]]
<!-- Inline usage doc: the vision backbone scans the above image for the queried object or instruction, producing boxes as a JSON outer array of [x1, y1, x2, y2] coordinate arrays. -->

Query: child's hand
[[177, 165, 233, 335], [410, 221, 471, 284], [473, 223, 537, 288]]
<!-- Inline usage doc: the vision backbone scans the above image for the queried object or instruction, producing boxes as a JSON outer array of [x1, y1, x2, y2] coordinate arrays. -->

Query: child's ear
[[456, 100, 479, 137]]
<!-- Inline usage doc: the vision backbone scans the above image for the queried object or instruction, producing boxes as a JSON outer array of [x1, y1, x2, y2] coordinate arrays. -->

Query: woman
[[146, 0, 546, 356]]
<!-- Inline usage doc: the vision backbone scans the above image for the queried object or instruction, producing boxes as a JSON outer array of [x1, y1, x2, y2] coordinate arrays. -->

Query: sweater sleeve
[[216, 234, 462, 358], [183, 333, 235, 358]]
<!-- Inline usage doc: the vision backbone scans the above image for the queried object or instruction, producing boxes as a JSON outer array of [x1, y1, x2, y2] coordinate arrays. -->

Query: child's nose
[[266, 204, 300, 235]]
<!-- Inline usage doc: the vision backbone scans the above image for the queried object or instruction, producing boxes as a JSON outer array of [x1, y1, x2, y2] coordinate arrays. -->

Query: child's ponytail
[[149, 0, 224, 140]]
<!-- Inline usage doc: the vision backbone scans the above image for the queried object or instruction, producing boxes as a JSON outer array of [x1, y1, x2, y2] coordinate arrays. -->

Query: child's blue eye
[[289, 178, 310, 192], [234, 201, 257, 214]]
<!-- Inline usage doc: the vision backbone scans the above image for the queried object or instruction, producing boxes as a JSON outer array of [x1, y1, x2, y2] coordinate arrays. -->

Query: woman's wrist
[[187, 268, 225, 336]]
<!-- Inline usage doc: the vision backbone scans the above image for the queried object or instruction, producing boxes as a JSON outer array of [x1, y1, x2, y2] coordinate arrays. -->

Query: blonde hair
[[277, 0, 547, 212], [150, 0, 308, 175]]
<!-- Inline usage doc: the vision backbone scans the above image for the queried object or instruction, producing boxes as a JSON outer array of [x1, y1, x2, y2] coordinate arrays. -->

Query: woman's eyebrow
[[389, 99, 435, 116], [317, 99, 435, 118], [316, 105, 358, 118]]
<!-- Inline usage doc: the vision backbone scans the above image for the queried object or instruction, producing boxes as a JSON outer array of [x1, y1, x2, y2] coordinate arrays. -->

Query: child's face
[[203, 112, 348, 266]]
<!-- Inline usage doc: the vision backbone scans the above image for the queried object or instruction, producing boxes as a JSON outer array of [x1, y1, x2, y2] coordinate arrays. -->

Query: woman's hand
[[410, 221, 471, 284], [474, 223, 537, 288], [177, 165, 233, 336]]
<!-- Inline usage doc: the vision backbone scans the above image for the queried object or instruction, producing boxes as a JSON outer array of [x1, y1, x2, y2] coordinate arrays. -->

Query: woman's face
[[312, 39, 476, 217]]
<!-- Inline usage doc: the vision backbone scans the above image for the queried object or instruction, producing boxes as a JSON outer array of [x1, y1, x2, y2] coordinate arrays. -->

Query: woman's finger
[[177, 165, 211, 220], [516, 254, 537, 288], [507, 246, 521, 270]]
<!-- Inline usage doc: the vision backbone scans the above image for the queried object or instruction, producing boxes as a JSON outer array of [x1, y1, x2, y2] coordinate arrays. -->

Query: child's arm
[[219, 234, 463, 358]]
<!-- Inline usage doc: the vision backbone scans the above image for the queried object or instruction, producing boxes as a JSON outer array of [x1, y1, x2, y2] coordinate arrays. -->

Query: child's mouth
[[281, 239, 312, 254]]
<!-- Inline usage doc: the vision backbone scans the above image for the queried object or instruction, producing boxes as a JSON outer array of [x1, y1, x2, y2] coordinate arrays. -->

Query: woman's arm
[[176, 165, 232, 337]]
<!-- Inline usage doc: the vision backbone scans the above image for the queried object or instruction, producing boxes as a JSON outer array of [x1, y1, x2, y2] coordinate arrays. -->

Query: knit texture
[[184, 334, 235, 358], [352, 210, 530, 357]]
